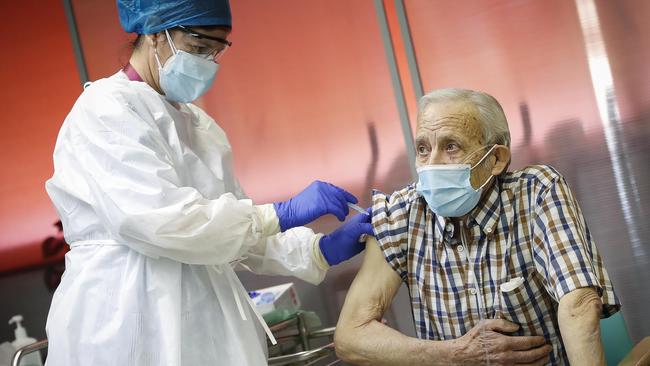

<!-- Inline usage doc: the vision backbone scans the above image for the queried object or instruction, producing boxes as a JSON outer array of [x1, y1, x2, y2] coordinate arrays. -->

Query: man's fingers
[[511, 344, 553, 364], [484, 318, 520, 333], [516, 355, 551, 366], [508, 335, 548, 351]]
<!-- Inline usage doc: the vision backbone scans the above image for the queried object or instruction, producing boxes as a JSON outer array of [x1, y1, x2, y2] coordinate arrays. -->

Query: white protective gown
[[45, 71, 329, 366]]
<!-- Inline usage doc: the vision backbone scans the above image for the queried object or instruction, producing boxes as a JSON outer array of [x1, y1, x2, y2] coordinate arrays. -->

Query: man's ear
[[491, 145, 511, 175]]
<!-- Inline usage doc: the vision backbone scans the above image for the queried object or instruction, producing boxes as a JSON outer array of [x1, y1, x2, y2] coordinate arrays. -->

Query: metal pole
[[394, 0, 424, 101], [374, 0, 417, 179], [11, 340, 48, 366], [62, 0, 89, 86]]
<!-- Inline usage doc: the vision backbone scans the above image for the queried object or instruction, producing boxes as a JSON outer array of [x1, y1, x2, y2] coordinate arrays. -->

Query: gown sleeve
[[228, 179, 329, 285], [237, 204, 329, 286]]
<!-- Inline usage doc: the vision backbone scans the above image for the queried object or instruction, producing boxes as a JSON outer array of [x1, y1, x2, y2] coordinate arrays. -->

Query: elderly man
[[335, 88, 619, 365]]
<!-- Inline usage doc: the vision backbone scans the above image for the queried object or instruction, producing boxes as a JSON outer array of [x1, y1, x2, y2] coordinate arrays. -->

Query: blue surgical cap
[[117, 0, 231, 34]]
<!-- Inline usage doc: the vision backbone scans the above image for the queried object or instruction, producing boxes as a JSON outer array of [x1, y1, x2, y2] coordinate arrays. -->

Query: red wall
[[71, 0, 413, 205], [204, 0, 409, 203], [0, 0, 413, 271], [3, 0, 647, 273], [0, 2, 81, 271]]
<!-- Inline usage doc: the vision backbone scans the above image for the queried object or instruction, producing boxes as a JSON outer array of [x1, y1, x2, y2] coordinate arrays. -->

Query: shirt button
[[486, 227, 493, 234], [457, 245, 464, 253], [470, 288, 477, 295], [445, 223, 453, 232]]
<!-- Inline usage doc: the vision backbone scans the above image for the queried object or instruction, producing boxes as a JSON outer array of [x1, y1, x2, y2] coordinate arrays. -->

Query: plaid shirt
[[372, 165, 619, 365]]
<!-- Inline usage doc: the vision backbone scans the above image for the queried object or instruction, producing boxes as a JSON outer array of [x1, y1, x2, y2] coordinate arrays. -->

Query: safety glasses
[[173, 25, 232, 62]]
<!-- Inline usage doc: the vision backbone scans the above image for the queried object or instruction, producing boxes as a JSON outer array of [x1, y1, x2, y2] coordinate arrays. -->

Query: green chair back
[[600, 312, 634, 366]]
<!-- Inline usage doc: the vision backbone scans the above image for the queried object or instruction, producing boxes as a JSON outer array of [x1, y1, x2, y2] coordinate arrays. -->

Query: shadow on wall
[[539, 113, 650, 342], [41, 221, 68, 293]]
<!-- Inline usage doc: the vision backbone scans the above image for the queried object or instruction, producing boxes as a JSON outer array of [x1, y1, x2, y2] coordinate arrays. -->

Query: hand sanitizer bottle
[[8, 315, 43, 366]]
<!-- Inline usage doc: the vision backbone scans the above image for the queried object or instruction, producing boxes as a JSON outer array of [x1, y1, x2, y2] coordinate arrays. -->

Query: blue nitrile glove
[[319, 209, 374, 266], [273, 181, 358, 232]]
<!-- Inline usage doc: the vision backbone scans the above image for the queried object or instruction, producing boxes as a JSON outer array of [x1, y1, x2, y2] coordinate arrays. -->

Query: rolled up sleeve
[[371, 186, 414, 282], [532, 174, 620, 317]]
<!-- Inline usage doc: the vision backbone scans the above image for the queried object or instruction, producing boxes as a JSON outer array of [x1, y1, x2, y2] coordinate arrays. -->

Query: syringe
[[347, 202, 368, 215]]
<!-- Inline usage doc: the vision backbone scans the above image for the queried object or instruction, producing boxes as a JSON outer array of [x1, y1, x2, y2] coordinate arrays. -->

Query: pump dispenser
[[8, 315, 42, 366]]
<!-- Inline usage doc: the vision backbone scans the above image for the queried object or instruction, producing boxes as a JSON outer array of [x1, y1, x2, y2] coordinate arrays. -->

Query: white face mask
[[154, 30, 219, 103], [415, 145, 497, 217]]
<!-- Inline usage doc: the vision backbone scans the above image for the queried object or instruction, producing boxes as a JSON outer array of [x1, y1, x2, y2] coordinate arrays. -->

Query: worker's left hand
[[273, 181, 358, 232], [319, 209, 374, 266]]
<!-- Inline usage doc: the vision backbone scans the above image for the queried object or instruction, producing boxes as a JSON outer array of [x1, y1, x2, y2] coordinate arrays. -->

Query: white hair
[[418, 88, 511, 147]]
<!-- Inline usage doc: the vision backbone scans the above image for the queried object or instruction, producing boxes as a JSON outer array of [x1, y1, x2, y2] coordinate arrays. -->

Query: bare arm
[[334, 237, 455, 366], [334, 238, 551, 366], [558, 287, 606, 366]]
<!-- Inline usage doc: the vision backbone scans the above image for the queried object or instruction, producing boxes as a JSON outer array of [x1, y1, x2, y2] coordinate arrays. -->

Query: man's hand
[[452, 319, 552, 366]]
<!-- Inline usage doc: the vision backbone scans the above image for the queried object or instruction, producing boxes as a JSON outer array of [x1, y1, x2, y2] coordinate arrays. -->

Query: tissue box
[[248, 283, 300, 315]]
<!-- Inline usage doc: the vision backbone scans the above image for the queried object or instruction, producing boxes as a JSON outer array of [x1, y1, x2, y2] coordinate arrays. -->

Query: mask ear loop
[[470, 144, 498, 170], [153, 46, 163, 69], [154, 29, 178, 69], [164, 29, 178, 54], [471, 144, 499, 191]]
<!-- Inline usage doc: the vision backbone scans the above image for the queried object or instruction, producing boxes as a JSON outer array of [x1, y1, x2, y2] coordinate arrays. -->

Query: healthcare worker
[[44, 1, 373, 365]]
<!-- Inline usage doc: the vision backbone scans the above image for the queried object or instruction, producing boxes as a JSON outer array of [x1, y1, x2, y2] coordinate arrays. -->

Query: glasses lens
[[192, 43, 229, 62], [176, 28, 231, 62], [212, 44, 230, 62]]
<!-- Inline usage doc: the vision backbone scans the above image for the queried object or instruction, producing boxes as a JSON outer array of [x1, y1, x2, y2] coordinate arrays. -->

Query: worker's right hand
[[273, 181, 358, 232], [319, 209, 373, 266], [451, 319, 552, 365]]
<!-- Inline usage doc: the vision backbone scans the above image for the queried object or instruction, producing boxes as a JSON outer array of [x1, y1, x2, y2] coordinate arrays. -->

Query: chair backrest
[[601, 312, 634, 366]]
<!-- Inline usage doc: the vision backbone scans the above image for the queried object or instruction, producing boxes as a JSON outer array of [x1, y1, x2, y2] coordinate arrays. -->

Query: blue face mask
[[416, 145, 497, 217], [155, 30, 219, 103]]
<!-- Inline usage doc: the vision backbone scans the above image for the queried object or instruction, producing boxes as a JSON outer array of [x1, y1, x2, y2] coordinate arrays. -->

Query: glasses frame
[[172, 25, 232, 62], [174, 25, 232, 47]]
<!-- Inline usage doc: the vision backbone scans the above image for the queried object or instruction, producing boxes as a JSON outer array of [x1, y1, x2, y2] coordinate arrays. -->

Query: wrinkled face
[[414, 100, 495, 189]]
